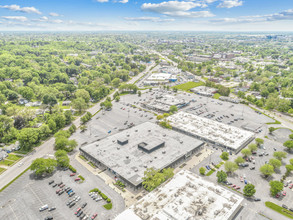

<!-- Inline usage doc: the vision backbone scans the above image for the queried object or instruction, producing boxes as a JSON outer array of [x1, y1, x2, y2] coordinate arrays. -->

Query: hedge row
[[69, 165, 76, 173], [265, 201, 293, 219]]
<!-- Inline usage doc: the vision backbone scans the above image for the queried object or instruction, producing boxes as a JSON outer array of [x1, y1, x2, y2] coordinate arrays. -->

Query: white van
[[39, 204, 48, 211]]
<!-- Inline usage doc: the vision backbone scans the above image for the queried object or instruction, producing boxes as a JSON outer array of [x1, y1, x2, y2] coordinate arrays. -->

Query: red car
[[236, 186, 240, 190], [232, 184, 236, 188], [70, 173, 76, 177], [60, 184, 65, 188], [75, 178, 80, 181], [276, 193, 280, 198], [75, 208, 81, 215], [91, 214, 97, 219], [289, 184, 293, 189], [282, 191, 286, 196]]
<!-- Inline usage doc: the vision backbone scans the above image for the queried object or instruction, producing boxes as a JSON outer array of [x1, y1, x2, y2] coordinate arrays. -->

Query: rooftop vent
[[117, 147, 120, 150], [126, 156, 129, 159], [162, 151, 166, 154], [180, 140, 183, 144], [134, 168, 138, 172], [135, 130, 138, 132], [148, 130, 151, 132]]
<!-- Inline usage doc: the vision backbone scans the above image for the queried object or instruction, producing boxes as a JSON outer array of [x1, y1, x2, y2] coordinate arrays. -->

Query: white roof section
[[147, 73, 172, 81], [168, 111, 254, 150], [115, 170, 243, 220]]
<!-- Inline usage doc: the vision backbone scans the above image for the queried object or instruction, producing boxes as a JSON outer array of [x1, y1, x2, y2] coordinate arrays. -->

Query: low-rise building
[[190, 86, 218, 97], [115, 170, 243, 220], [80, 122, 204, 189]]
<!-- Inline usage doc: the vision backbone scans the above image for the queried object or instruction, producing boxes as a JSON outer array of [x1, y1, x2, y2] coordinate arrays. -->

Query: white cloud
[[165, 10, 214, 18], [96, 0, 109, 2], [2, 16, 28, 22], [124, 17, 175, 22], [119, 0, 128, 3], [142, 1, 202, 13], [50, 19, 63, 24], [217, 0, 243, 8], [141, 1, 213, 18], [211, 9, 293, 24], [49, 12, 60, 17], [0, 5, 41, 14]]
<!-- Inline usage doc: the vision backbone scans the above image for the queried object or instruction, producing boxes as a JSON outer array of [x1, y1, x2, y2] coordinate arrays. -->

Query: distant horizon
[[0, 0, 293, 31]]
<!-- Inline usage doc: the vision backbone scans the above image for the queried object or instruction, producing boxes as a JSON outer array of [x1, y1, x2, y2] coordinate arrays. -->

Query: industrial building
[[115, 170, 243, 220], [168, 111, 254, 153], [141, 94, 190, 113], [80, 122, 204, 189]]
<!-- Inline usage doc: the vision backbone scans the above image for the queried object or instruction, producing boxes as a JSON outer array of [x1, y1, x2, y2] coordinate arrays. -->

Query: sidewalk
[[75, 153, 142, 207]]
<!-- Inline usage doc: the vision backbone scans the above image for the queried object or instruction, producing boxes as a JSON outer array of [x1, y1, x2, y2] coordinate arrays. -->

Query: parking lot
[[71, 97, 156, 148], [0, 165, 125, 220]]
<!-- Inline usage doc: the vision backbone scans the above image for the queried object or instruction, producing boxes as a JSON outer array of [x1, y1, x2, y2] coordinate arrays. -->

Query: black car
[[49, 180, 54, 185], [69, 192, 75, 197], [69, 202, 76, 208], [254, 198, 261, 201], [66, 188, 72, 193], [80, 214, 86, 220], [81, 203, 87, 208], [44, 217, 53, 220], [58, 182, 63, 186], [289, 208, 293, 212], [282, 204, 288, 209], [77, 211, 83, 217], [52, 183, 57, 188], [48, 207, 56, 212], [59, 190, 64, 195]]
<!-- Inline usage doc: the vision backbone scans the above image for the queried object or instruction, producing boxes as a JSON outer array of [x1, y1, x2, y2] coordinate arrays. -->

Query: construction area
[[168, 111, 255, 153], [80, 122, 204, 189], [115, 170, 244, 220]]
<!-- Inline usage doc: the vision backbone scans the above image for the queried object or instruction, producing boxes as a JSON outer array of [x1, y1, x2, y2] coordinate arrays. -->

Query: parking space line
[[27, 184, 43, 206], [8, 204, 18, 220]]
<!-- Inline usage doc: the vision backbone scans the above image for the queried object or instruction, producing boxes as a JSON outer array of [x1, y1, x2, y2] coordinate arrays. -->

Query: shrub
[[100, 193, 108, 200], [89, 188, 100, 193], [103, 203, 112, 210], [78, 175, 85, 181], [107, 198, 111, 203], [69, 165, 76, 173]]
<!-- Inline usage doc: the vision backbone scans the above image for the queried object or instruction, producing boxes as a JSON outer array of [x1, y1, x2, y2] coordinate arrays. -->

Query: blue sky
[[0, 0, 293, 31]]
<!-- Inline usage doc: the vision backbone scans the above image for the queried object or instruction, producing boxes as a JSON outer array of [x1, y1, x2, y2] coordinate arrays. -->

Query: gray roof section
[[81, 122, 204, 186]]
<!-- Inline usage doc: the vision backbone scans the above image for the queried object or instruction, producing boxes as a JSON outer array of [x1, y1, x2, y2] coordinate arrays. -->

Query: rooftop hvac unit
[[162, 151, 166, 154], [117, 147, 120, 150], [134, 168, 138, 172], [135, 130, 138, 132], [180, 140, 183, 144], [148, 130, 151, 132], [126, 156, 129, 159], [127, 134, 130, 137]]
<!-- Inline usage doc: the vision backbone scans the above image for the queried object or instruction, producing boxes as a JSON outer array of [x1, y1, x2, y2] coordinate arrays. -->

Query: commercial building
[[168, 111, 254, 153], [141, 94, 190, 113], [115, 170, 243, 220], [190, 86, 218, 97], [144, 73, 177, 86], [80, 122, 204, 189]]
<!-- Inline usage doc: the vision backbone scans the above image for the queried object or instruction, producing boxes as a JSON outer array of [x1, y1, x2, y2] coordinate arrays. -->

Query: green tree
[[268, 127, 276, 134], [224, 161, 238, 174], [69, 124, 77, 134], [112, 78, 121, 88], [64, 110, 73, 125], [283, 140, 293, 151], [199, 167, 206, 175], [269, 158, 282, 170], [72, 98, 87, 113], [169, 105, 178, 113], [55, 150, 70, 168], [75, 89, 90, 103], [243, 184, 256, 197], [273, 151, 287, 161], [286, 164, 293, 173], [234, 156, 245, 165], [115, 96, 120, 102], [216, 170, 227, 183], [19, 87, 34, 100], [255, 138, 264, 146], [248, 144, 257, 152], [42, 94, 58, 113], [18, 128, 39, 151], [260, 164, 274, 177], [241, 148, 252, 157], [220, 152, 229, 161], [38, 124, 52, 140], [31, 158, 57, 176], [269, 180, 283, 196], [54, 137, 68, 151], [157, 115, 164, 120], [48, 119, 57, 133]]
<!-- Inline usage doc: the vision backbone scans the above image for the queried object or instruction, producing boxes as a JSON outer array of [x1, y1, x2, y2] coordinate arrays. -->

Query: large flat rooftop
[[115, 170, 243, 220], [168, 111, 254, 151], [80, 122, 203, 186]]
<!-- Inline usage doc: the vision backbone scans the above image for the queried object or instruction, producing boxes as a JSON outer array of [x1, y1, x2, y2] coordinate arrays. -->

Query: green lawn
[[265, 201, 293, 219], [0, 159, 15, 166], [6, 154, 23, 161], [172, 81, 205, 91], [213, 93, 221, 99], [0, 167, 6, 174]]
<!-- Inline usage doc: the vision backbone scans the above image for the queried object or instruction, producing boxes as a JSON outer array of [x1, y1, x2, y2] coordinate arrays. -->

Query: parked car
[[44, 217, 53, 220], [52, 183, 57, 188], [91, 214, 97, 219], [69, 192, 76, 197], [48, 207, 56, 212], [39, 204, 49, 212], [70, 173, 76, 176], [69, 202, 76, 208], [289, 208, 293, 212], [235, 186, 240, 190], [250, 167, 255, 170], [75, 178, 81, 181], [254, 198, 261, 201], [82, 203, 87, 208], [77, 211, 83, 217], [58, 182, 63, 186], [49, 180, 54, 185], [282, 191, 286, 196], [75, 208, 81, 215], [282, 204, 288, 209]]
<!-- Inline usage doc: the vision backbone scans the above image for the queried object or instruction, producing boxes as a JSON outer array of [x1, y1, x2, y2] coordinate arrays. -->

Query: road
[[0, 61, 157, 190]]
